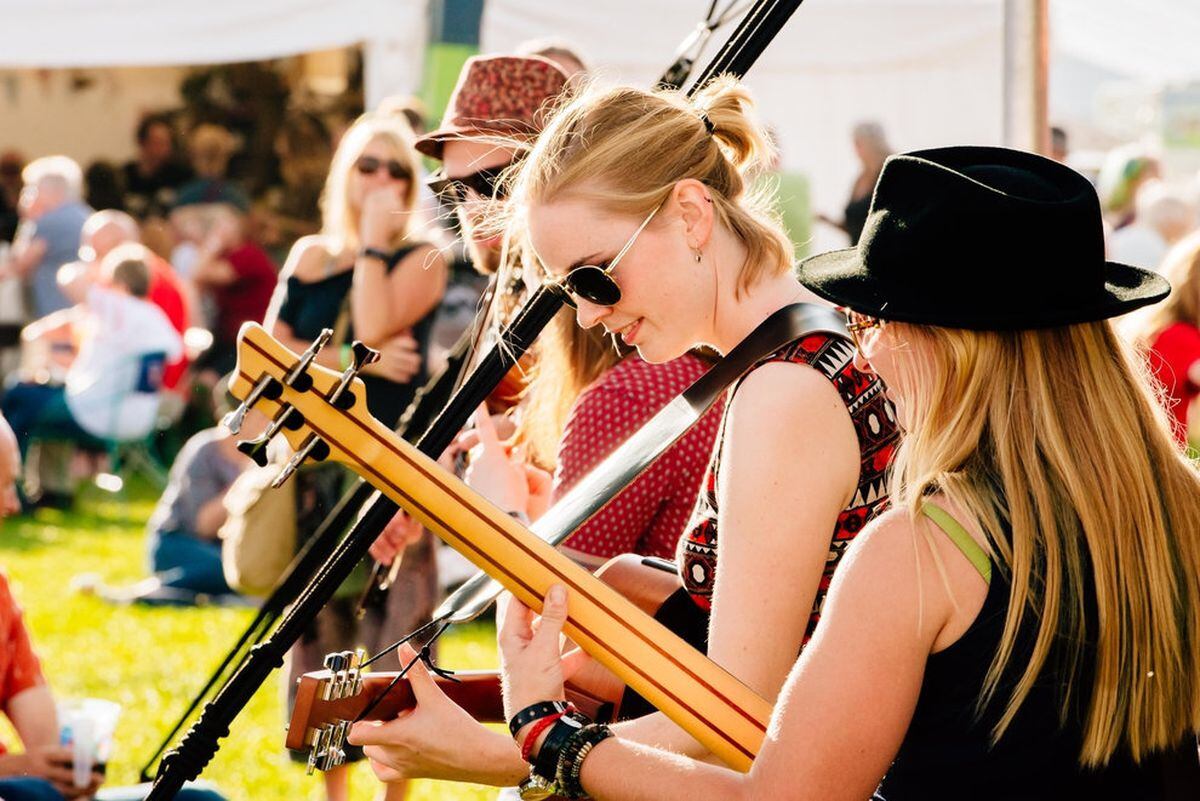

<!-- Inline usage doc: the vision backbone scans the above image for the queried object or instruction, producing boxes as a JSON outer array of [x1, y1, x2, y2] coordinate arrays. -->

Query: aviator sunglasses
[[355, 155, 411, 181], [845, 309, 884, 352], [551, 202, 663, 309], [427, 161, 517, 205]]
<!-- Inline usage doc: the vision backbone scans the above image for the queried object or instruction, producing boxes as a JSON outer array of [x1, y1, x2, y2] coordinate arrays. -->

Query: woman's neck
[[706, 262, 807, 355]]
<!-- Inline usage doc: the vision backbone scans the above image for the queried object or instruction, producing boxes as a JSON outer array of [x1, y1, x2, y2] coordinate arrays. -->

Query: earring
[[694, 249, 703, 263]]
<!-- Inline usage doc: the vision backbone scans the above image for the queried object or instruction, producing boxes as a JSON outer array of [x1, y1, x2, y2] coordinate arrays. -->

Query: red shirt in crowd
[[146, 253, 189, 389], [0, 572, 46, 756], [555, 354, 722, 562], [212, 243, 277, 343], [1147, 321, 1200, 445]]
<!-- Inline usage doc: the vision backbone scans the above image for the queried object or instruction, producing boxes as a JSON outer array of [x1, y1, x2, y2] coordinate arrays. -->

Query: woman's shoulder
[[284, 235, 340, 282]]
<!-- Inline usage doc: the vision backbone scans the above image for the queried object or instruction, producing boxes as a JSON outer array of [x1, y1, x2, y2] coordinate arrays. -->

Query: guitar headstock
[[225, 323, 381, 485]]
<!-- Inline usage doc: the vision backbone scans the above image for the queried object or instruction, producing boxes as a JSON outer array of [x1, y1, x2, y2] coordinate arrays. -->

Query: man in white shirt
[[2, 244, 181, 464]]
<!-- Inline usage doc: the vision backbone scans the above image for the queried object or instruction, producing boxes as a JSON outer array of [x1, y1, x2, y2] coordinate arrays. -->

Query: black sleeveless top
[[877, 513, 1199, 800], [275, 244, 435, 429]]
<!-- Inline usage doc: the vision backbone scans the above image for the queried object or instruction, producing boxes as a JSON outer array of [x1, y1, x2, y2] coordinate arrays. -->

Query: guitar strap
[[435, 301, 849, 622]]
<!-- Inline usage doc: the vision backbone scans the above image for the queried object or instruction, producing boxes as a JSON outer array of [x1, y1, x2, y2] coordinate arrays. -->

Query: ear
[[670, 178, 715, 250]]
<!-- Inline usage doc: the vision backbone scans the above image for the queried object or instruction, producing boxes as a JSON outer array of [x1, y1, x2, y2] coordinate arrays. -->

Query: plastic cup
[[58, 698, 121, 788]]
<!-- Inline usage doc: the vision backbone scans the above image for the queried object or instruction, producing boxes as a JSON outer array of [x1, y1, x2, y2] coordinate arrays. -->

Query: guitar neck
[[234, 325, 771, 770]]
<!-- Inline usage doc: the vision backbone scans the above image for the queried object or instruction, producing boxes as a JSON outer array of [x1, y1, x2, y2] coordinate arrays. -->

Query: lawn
[[1, 481, 501, 801]]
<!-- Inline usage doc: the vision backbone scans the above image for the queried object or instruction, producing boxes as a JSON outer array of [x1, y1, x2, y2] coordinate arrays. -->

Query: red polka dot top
[[557, 353, 723, 561]]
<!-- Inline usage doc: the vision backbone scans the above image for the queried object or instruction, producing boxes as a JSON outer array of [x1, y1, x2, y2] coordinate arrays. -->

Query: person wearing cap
[[356, 78, 1200, 798]]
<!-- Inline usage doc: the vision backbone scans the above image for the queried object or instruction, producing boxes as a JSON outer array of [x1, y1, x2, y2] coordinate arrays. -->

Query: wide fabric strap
[[921, 503, 992, 584]]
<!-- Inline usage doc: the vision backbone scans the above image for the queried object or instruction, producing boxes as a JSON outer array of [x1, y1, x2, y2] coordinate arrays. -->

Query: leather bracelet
[[557, 723, 613, 799], [533, 710, 589, 779], [509, 700, 570, 738], [519, 712, 563, 763]]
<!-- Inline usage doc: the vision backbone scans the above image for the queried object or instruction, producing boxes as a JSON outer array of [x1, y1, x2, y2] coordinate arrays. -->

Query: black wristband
[[508, 700, 570, 738], [557, 723, 613, 798], [533, 710, 590, 778], [359, 246, 401, 269]]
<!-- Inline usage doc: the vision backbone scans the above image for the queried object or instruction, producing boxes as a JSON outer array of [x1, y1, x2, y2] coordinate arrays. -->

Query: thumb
[[397, 643, 441, 700], [473, 404, 501, 451], [532, 585, 569, 648]]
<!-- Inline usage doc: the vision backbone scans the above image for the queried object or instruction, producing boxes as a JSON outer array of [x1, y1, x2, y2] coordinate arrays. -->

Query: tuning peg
[[222, 375, 283, 434], [235, 404, 305, 467], [271, 435, 331, 489], [236, 438, 269, 467], [350, 341, 380, 371]]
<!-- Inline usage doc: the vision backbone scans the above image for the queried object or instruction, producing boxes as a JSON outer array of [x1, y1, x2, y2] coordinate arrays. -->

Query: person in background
[[1098, 144, 1161, 231], [1050, 125, 1069, 163], [189, 205, 277, 384], [2, 245, 181, 462], [264, 110, 446, 801], [817, 120, 892, 246], [1131, 231, 1200, 447], [0, 413, 228, 801], [82, 162, 125, 214], [78, 389, 254, 606], [0, 151, 26, 243], [2, 157, 92, 318], [255, 110, 331, 260], [174, 125, 249, 212], [122, 114, 193, 220], [1108, 180, 1194, 272]]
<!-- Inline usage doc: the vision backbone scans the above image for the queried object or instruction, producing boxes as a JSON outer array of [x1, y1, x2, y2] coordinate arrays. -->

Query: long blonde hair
[[320, 113, 420, 253], [886, 320, 1200, 766], [518, 313, 630, 468], [503, 76, 793, 294]]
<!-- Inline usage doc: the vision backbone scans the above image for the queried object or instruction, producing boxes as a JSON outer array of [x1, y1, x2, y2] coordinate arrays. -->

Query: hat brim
[[414, 120, 536, 160], [796, 247, 1171, 330]]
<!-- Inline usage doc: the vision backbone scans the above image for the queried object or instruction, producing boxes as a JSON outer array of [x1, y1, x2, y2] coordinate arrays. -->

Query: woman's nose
[[574, 298, 611, 330]]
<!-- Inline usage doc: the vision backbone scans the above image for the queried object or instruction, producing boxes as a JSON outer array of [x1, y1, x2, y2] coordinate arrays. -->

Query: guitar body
[[287, 554, 709, 767]]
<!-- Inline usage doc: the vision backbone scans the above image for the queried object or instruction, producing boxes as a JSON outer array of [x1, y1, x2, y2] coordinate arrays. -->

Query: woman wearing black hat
[[477, 145, 1200, 799]]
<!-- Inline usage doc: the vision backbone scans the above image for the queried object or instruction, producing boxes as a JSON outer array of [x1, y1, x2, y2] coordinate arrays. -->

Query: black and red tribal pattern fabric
[[678, 332, 900, 642]]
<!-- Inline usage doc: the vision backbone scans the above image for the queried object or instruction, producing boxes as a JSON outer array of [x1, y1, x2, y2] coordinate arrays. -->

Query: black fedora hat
[[797, 145, 1170, 329]]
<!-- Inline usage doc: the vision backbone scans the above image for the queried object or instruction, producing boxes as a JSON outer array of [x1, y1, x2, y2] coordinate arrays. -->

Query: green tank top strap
[[921, 503, 992, 584]]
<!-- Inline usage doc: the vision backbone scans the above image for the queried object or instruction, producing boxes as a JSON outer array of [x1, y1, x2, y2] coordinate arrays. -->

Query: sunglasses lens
[[565, 267, 622, 307], [356, 156, 380, 175], [387, 161, 410, 181]]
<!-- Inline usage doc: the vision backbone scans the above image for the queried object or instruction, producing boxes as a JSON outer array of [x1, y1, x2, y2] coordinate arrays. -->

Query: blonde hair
[[320, 113, 421, 253], [506, 76, 793, 294], [886, 320, 1200, 766], [518, 312, 629, 467], [1128, 231, 1200, 348]]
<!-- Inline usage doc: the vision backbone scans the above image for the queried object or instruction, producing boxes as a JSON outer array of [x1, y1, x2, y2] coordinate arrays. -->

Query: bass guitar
[[229, 323, 770, 771]]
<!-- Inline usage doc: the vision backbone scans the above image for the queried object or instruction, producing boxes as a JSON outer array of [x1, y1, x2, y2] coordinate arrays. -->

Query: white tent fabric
[[1052, 0, 1200, 84], [482, 0, 1008, 253], [0, 0, 419, 70]]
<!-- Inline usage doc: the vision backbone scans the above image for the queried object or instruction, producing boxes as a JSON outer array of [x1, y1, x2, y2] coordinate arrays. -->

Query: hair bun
[[693, 76, 774, 175]]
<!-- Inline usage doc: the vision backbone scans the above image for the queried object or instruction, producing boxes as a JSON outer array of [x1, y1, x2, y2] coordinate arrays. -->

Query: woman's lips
[[620, 319, 642, 346]]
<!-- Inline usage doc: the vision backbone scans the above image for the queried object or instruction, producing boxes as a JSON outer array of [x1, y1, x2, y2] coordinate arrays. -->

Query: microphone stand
[[146, 1, 804, 796]]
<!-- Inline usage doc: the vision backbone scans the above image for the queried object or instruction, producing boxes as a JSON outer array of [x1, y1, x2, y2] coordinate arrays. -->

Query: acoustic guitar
[[229, 323, 770, 774]]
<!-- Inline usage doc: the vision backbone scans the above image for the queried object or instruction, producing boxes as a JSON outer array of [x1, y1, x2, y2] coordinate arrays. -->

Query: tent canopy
[[0, 0, 415, 68]]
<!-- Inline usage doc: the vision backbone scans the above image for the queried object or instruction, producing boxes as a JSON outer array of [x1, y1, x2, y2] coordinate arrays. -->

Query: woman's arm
[[351, 244, 448, 346], [612, 362, 860, 757], [503, 509, 979, 801]]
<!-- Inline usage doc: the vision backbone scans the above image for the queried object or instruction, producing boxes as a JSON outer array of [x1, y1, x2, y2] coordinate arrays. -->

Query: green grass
[[1, 482, 500, 801]]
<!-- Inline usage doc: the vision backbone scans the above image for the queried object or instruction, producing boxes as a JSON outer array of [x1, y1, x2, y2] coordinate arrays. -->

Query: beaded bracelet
[[556, 723, 613, 799], [509, 700, 571, 738], [533, 710, 590, 780]]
